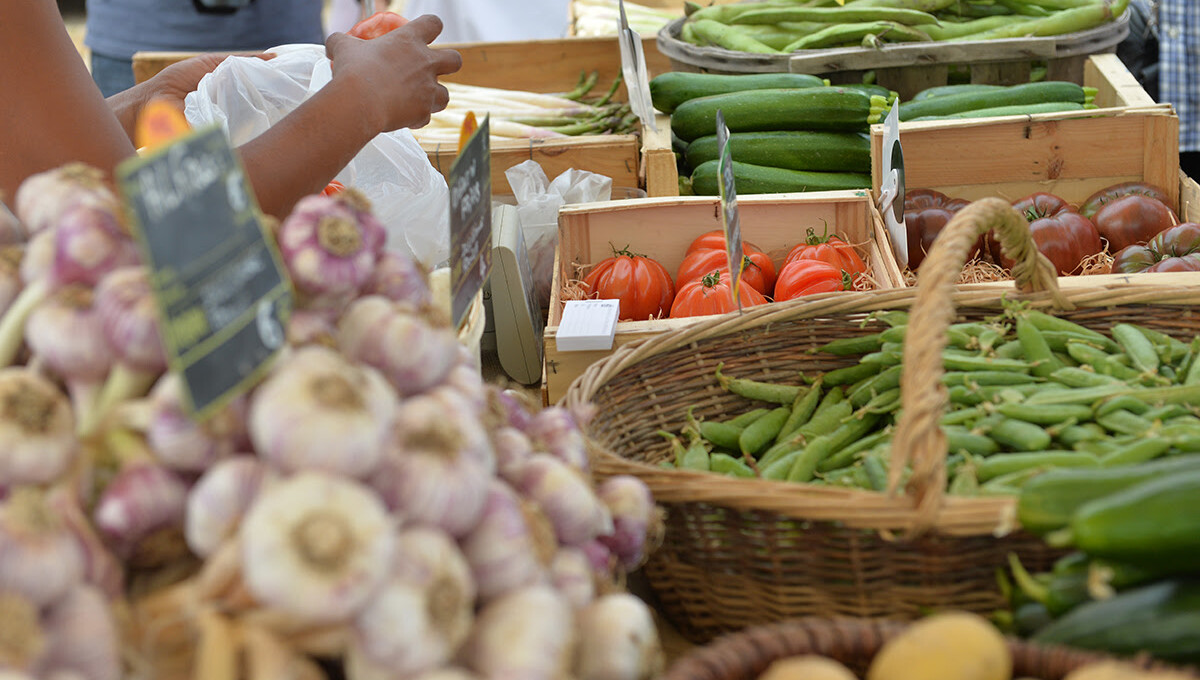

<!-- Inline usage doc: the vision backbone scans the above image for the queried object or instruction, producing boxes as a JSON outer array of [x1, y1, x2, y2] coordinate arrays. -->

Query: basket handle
[[887, 197, 1070, 534]]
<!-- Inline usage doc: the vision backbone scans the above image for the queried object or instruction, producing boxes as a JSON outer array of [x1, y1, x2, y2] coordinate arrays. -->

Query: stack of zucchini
[[651, 71, 883, 195], [878, 80, 1101, 122]]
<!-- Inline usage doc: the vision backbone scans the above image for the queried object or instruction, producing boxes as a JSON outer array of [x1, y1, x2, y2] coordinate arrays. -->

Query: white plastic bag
[[183, 44, 451, 267], [505, 160, 612, 309]]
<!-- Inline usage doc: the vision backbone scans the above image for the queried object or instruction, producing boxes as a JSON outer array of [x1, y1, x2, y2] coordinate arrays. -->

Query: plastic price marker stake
[[449, 114, 493, 331], [878, 101, 908, 268], [116, 124, 291, 421], [617, 0, 658, 132], [716, 110, 745, 312]]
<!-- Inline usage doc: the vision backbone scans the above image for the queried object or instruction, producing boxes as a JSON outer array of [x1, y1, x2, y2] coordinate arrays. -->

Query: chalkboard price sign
[[116, 124, 292, 420], [448, 115, 493, 330]]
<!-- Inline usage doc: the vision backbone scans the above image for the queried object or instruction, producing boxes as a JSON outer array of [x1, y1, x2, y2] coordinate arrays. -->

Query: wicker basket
[[563, 198, 1200, 643], [664, 617, 1197, 680]]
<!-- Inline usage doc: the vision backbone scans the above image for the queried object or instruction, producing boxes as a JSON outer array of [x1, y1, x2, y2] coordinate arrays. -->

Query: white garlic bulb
[[0, 488, 84, 607]]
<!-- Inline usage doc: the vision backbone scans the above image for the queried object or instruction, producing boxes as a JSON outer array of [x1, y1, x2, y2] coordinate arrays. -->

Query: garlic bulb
[[352, 527, 476, 677], [248, 346, 397, 478], [45, 489, 123, 601], [185, 456, 268, 559], [337, 296, 460, 397], [92, 463, 189, 561], [285, 309, 338, 348], [460, 481, 554, 601], [24, 284, 114, 419], [574, 594, 663, 680], [146, 374, 247, 473], [36, 584, 120, 680], [550, 547, 596, 610], [0, 247, 23, 320], [14, 163, 118, 238], [596, 476, 657, 570], [0, 368, 76, 486], [527, 406, 590, 472], [240, 471, 395, 624], [0, 590, 47, 673], [490, 426, 533, 484], [19, 231, 53, 287], [463, 585, 575, 680], [373, 390, 493, 537], [515, 454, 613, 547], [276, 191, 384, 305], [363, 250, 432, 307], [0, 488, 85, 607]]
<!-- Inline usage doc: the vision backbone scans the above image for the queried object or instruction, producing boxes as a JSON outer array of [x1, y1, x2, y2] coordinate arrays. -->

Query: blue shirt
[[1156, 0, 1200, 151], [85, 0, 325, 60]]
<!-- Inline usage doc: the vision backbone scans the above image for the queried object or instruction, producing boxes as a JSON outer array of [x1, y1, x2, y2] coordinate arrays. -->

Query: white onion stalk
[[526, 405, 591, 472], [24, 285, 114, 425], [92, 462, 189, 560], [460, 481, 555, 601], [276, 191, 385, 308], [36, 584, 120, 680], [463, 585, 576, 680], [445, 82, 593, 110], [596, 475, 657, 570], [0, 589, 49, 672], [363, 251, 432, 307], [81, 267, 167, 436], [146, 374, 247, 473], [0, 488, 85, 607], [351, 527, 476, 677], [574, 594, 664, 680], [372, 390, 493, 537], [337, 296, 460, 397], [0, 247, 23, 320], [516, 454, 613, 547], [45, 488, 123, 601], [550, 547, 596, 609], [428, 111, 566, 140], [185, 456, 269, 559], [0, 368, 76, 486], [239, 471, 395, 625], [14, 163, 119, 238], [248, 345, 397, 478]]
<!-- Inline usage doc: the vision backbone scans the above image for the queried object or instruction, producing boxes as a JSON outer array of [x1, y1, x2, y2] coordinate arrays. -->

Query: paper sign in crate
[[541, 189, 903, 405]]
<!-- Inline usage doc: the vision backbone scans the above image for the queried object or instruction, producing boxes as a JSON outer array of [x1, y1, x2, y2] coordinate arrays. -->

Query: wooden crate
[[132, 36, 675, 196], [541, 190, 903, 404]]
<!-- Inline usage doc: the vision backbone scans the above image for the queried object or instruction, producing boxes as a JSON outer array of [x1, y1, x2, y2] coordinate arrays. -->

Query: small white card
[[556, 299, 620, 352]]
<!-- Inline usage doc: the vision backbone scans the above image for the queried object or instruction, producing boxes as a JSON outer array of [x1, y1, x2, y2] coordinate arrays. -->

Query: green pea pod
[[679, 438, 711, 472], [728, 408, 773, 428], [1111, 323, 1161, 375], [815, 333, 885, 357], [715, 364, 806, 405], [762, 450, 803, 481], [1017, 317, 1063, 378], [817, 428, 892, 473], [739, 406, 792, 457], [977, 451, 1098, 482], [710, 453, 756, 478], [1099, 438, 1172, 467], [787, 412, 882, 483], [776, 380, 823, 445]]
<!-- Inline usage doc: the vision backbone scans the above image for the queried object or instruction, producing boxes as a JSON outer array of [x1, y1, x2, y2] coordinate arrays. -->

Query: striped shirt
[[1155, 0, 1200, 151]]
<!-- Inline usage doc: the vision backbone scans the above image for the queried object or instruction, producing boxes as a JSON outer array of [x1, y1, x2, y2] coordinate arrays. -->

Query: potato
[[867, 611, 1011, 680], [759, 655, 858, 680], [1066, 661, 1196, 680]]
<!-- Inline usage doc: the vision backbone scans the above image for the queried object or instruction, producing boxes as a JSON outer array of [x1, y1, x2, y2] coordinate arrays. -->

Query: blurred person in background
[[84, 0, 325, 96], [401, 0, 570, 43]]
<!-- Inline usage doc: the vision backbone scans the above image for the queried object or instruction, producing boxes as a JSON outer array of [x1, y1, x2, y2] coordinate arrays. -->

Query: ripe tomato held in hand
[[1112, 222, 1200, 273], [784, 226, 867, 279], [347, 11, 410, 39], [998, 193, 1102, 275], [321, 180, 346, 196], [675, 247, 776, 297], [1091, 194, 1177, 253], [670, 270, 768, 319], [1078, 182, 1171, 221], [581, 247, 675, 321], [773, 259, 849, 302], [903, 189, 977, 270]]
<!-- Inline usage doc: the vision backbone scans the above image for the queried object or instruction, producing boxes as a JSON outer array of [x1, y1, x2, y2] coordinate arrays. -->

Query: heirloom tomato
[[1091, 194, 1177, 253], [903, 189, 978, 270], [1078, 182, 1171, 220], [773, 260, 849, 302], [676, 234, 776, 297], [784, 227, 867, 279], [1112, 222, 1200, 273], [582, 248, 675, 321], [998, 193, 1102, 275], [670, 270, 768, 318]]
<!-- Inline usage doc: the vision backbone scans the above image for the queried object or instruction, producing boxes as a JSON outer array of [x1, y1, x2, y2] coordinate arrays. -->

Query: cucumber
[[685, 131, 870, 173], [649, 72, 827, 115], [670, 87, 872, 142], [1016, 455, 1200, 536], [911, 83, 1008, 101], [1034, 579, 1200, 663], [912, 101, 1087, 121], [691, 160, 870, 196], [896, 81, 1088, 121], [1067, 469, 1200, 571]]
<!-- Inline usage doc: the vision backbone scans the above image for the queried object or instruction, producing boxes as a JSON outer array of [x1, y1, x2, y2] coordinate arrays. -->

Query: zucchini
[[837, 83, 898, 102], [670, 87, 872, 142], [1066, 469, 1200, 571], [912, 101, 1088, 121], [685, 131, 870, 173], [1016, 455, 1200, 536], [911, 84, 1008, 101], [1034, 579, 1200, 663], [649, 72, 827, 115], [691, 160, 870, 196], [896, 81, 1088, 122]]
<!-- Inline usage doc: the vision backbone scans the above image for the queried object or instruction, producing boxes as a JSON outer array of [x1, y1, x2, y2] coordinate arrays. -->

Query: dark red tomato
[[1078, 182, 1171, 221], [772, 260, 848, 302], [1112, 222, 1200, 273], [1092, 194, 1177, 253], [347, 11, 409, 39], [903, 189, 976, 270], [997, 193, 1102, 275]]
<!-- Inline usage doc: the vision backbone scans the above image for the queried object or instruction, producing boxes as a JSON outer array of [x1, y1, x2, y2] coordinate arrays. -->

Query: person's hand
[[149, 52, 272, 107], [325, 14, 462, 134]]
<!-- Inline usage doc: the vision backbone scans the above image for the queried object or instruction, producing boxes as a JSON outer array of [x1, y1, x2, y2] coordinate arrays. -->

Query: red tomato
[[773, 260, 848, 302], [1078, 181, 1171, 220], [670, 270, 768, 319], [582, 250, 675, 321], [784, 227, 868, 279], [1091, 194, 1177, 253], [322, 180, 346, 196], [1112, 222, 1200, 273], [997, 193, 1102, 275], [903, 189, 977, 270], [347, 11, 410, 39], [683, 229, 762, 256], [675, 248, 776, 297]]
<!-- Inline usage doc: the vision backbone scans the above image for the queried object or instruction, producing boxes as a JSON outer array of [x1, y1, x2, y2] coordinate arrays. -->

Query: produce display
[[672, 0, 1129, 55], [578, 228, 869, 321], [648, 72, 876, 195], [882, 81, 1100, 122], [571, 0, 679, 36], [0, 162, 665, 680], [901, 182, 1179, 277]]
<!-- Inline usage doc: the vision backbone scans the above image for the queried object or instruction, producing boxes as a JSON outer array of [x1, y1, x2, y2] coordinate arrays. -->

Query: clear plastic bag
[[183, 44, 451, 267]]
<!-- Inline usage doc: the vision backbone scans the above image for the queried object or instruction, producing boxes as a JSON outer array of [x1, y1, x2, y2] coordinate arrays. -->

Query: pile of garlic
[[0, 164, 664, 680]]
